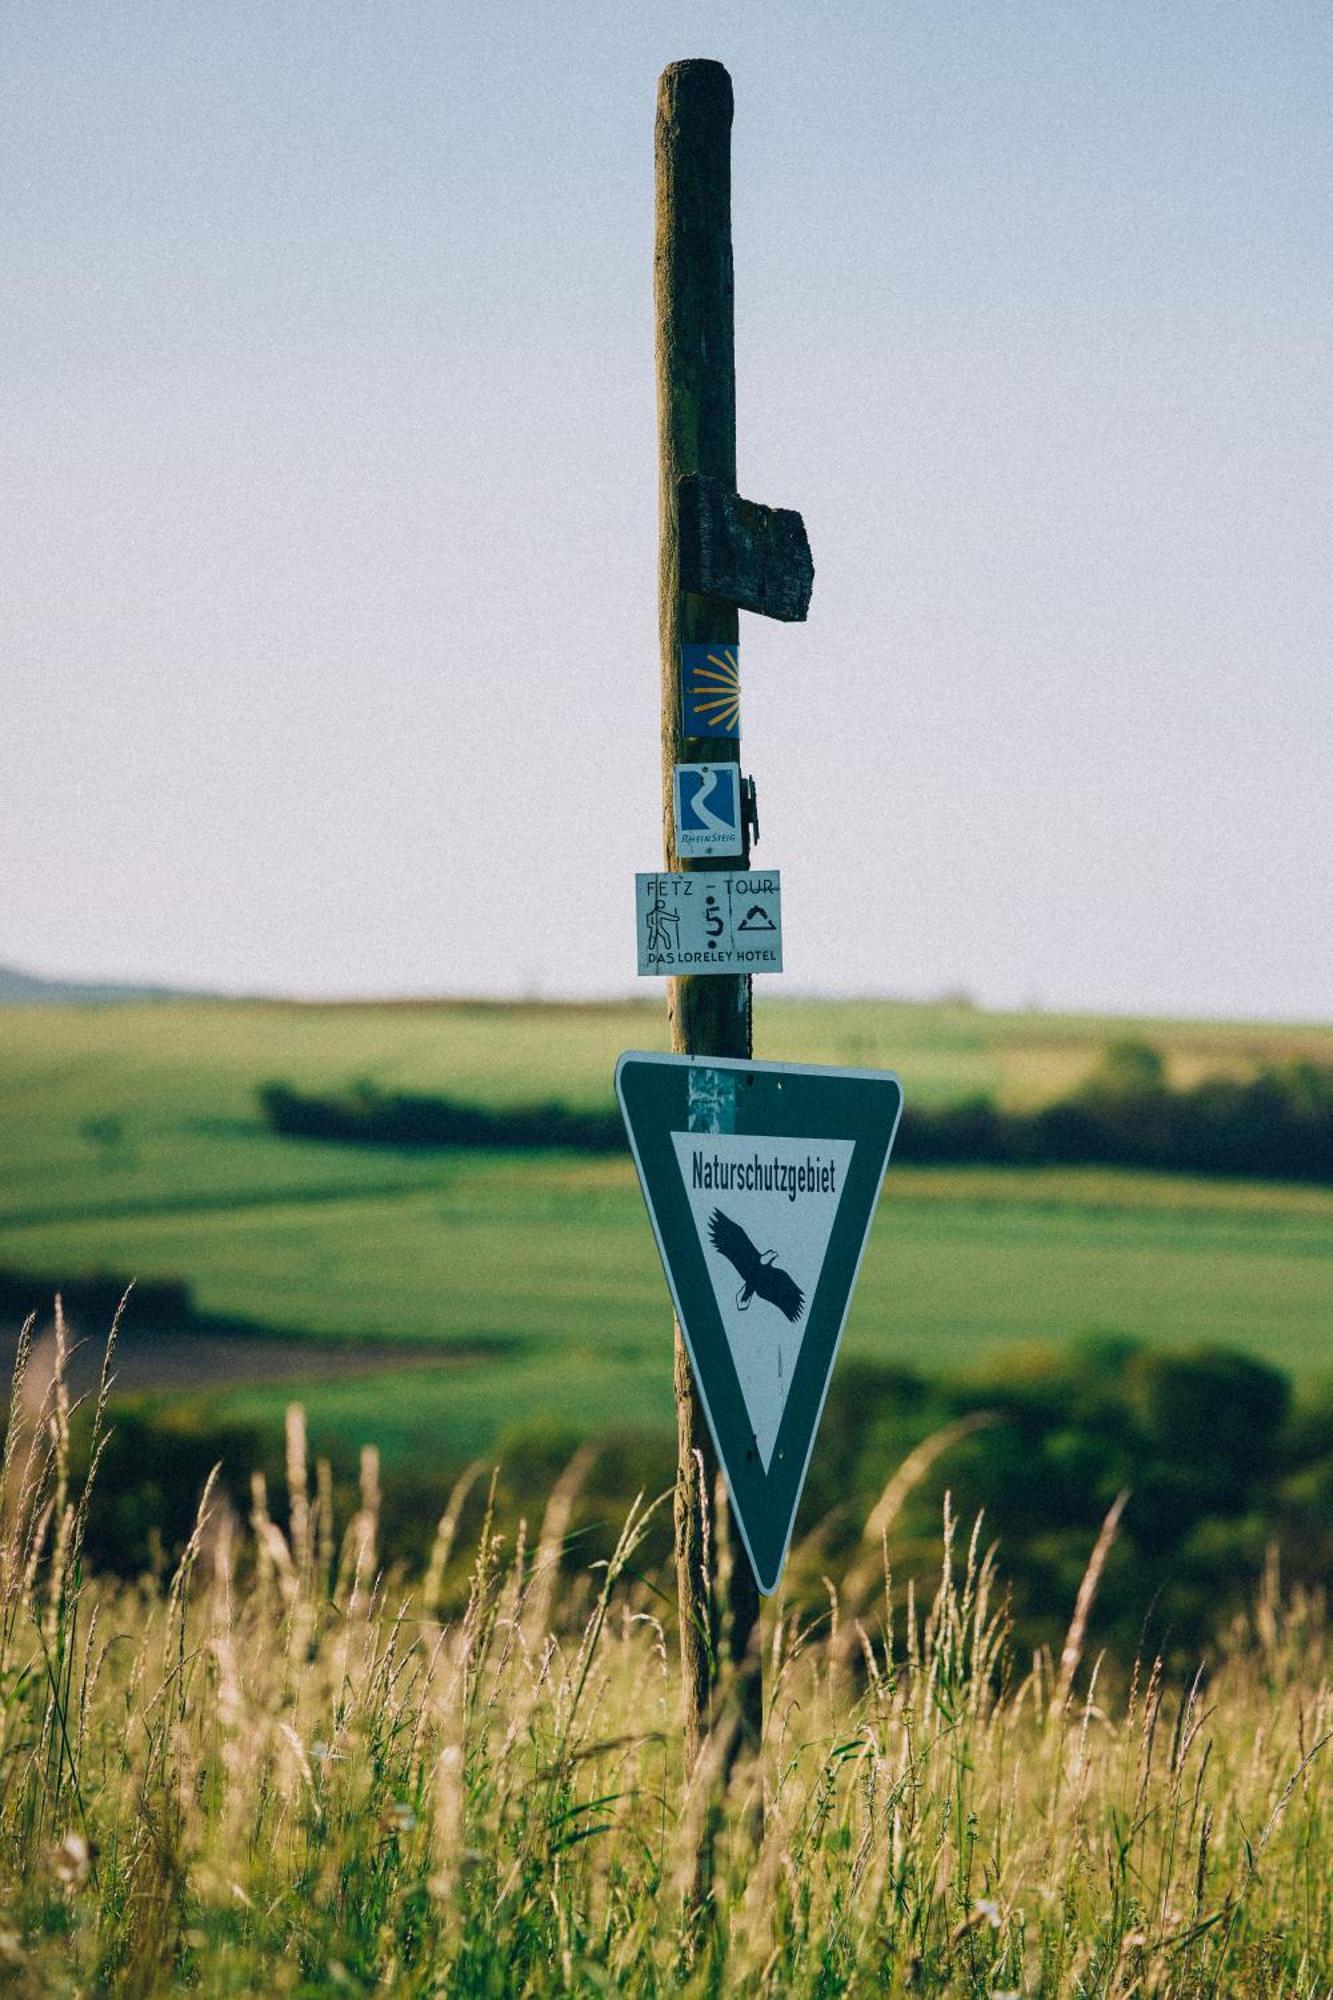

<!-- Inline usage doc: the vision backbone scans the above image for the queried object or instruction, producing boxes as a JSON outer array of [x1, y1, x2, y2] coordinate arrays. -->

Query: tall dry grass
[[0, 1305, 1327, 1996]]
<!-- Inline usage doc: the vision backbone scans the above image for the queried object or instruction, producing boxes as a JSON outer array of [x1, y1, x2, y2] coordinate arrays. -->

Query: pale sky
[[5, 2, 1329, 1018]]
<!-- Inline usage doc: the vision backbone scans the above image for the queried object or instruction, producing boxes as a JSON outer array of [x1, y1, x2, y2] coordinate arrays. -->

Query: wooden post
[[655, 59, 763, 1781]]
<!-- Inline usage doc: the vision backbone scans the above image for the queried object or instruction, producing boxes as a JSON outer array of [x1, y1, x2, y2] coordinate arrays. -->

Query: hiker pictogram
[[644, 883, 681, 959]]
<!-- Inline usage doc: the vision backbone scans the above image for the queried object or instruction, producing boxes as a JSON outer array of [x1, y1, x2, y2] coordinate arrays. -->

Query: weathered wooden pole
[[654, 59, 762, 1779]]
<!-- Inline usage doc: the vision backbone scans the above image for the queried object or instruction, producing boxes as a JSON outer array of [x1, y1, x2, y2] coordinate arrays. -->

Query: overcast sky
[[4, 2, 1329, 1018]]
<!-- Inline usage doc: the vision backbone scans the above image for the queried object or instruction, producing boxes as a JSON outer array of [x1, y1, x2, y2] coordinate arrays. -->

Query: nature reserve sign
[[615, 1053, 903, 1594]]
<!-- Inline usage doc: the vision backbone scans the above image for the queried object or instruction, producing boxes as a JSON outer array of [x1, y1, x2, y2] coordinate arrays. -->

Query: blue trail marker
[[681, 643, 741, 739], [674, 762, 743, 857]]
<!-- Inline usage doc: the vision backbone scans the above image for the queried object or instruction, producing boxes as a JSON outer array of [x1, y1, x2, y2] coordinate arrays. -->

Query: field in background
[[2, 997, 1331, 1464]]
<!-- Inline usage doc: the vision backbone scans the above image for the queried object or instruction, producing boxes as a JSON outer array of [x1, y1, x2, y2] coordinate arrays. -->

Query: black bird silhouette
[[707, 1209, 805, 1323]]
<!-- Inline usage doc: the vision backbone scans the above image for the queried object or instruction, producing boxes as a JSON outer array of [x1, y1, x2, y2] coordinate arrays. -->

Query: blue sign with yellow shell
[[682, 643, 741, 739]]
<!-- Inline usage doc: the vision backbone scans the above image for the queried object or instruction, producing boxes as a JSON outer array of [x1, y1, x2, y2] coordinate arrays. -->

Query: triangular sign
[[615, 1052, 904, 1595]]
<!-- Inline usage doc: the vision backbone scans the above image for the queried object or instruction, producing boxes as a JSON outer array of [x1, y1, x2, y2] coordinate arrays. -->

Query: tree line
[[259, 1041, 1333, 1182]]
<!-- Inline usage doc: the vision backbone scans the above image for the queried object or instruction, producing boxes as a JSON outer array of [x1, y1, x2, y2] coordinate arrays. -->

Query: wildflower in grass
[[52, 1833, 92, 1891], [951, 1896, 1005, 1942]]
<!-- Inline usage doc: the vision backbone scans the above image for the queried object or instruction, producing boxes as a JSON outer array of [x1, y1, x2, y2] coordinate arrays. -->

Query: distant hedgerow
[[258, 1078, 625, 1153], [904, 1041, 1333, 1181], [259, 1042, 1333, 1181]]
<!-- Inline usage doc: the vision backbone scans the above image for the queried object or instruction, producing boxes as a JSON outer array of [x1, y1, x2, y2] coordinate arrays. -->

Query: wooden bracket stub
[[678, 472, 814, 623]]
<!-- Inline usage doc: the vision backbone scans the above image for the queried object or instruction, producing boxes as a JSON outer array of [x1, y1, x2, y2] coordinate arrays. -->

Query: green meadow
[[2, 996, 1331, 1465]]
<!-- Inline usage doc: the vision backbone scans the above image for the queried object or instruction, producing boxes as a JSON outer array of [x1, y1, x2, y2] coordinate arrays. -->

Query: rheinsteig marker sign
[[674, 762, 744, 858], [616, 1052, 903, 1594]]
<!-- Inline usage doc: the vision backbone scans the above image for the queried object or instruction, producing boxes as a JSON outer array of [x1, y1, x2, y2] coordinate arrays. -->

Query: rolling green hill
[[1, 996, 1330, 1465]]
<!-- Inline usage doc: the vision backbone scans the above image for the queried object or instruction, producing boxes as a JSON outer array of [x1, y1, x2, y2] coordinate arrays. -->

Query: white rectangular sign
[[673, 762, 743, 858], [635, 870, 783, 975]]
